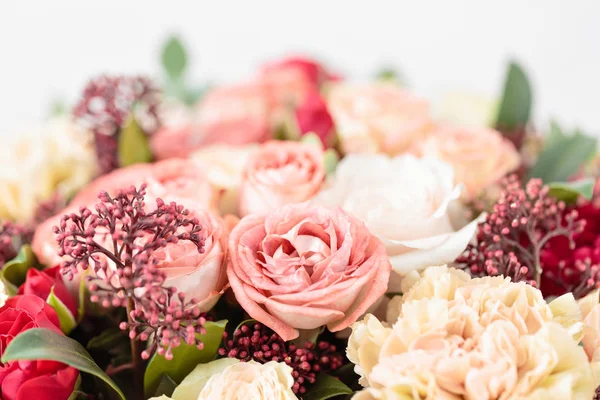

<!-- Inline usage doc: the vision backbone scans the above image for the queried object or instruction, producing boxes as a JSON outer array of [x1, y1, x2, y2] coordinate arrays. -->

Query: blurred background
[[1, 0, 599, 136]]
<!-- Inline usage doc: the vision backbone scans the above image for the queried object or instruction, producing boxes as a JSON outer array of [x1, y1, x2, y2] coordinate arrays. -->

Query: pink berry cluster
[[457, 175, 584, 290], [219, 322, 344, 395], [54, 184, 207, 359], [0, 221, 32, 268], [73, 75, 160, 173]]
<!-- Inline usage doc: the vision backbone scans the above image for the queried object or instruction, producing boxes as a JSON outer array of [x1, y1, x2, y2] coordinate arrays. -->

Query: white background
[[1, 0, 599, 136]]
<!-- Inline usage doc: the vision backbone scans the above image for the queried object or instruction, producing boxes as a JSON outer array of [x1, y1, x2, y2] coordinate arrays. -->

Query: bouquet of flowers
[[1, 36, 599, 400]]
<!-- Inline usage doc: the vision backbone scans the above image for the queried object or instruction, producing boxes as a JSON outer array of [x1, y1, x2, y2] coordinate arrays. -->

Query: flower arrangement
[[1, 36, 599, 400]]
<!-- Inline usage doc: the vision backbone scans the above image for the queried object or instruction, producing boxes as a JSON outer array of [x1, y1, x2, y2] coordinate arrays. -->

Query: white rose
[[0, 117, 97, 222], [315, 154, 480, 282]]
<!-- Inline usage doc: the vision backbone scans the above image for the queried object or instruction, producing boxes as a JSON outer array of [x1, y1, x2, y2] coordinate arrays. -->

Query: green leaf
[[47, 286, 76, 334], [495, 61, 532, 131], [87, 328, 128, 351], [300, 132, 323, 148], [527, 123, 597, 182], [1, 328, 125, 400], [117, 116, 153, 167], [375, 67, 406, 86], [303, 373, 353, 400], [162, 36, 188, 81], [153, 374, 178, 398], [0, 245, 39, 295], [144, 320, 228, 396], [548, 178, 596, 203]]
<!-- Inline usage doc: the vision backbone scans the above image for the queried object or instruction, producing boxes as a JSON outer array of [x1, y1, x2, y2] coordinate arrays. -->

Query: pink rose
[[326, 83, 431, 154], [238, 141, 325, 217], [410, 124, 520, 198], [294, 91, 336, 146], [151, 204, 229, 309], [227, 202, 391, 341], [152, 84, 273, 160], [32, 159, 216, 266]]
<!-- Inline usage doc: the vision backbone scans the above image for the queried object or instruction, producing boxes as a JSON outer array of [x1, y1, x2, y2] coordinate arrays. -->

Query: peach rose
[[191, 144, 259, 215], [410, 124, 520, 198], [32, 158, 216, 267], [151, 203, 229, 309], [326, 83, 431, 154], [227, 202, 391, 341], [151, 84, 273, 160], [238, 141, 325, 217]]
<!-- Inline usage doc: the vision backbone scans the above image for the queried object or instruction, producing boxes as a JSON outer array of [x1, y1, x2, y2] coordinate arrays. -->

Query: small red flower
[[18, 266, 78, 318], [0, 295, 79, 400]]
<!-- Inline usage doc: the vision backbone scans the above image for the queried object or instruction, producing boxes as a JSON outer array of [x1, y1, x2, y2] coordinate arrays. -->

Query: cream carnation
[[316, 154, 480, 285], [349, 266, 600, 399], [410, 124, 520, 199], [0, 117, 97, 222]]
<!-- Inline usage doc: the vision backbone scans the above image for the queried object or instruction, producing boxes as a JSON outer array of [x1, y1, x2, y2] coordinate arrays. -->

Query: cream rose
[[326, 83, 431, 155], [0, 117, 97, 222], [315, 154, 480, 281], [227, 202, 391, 341], [347, 314, 392, 386], [238, 141, 325, 217], [191, 144, 258, 215], [410, 124, 520, 199]]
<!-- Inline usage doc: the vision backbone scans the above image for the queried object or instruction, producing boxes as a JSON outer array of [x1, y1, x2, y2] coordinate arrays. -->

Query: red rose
[[0, 295, 78, 400], [18, 266, 78, 318], [261, 56, 339, 88], [295, 91, 335, 146], [541, 201, 600, 297]]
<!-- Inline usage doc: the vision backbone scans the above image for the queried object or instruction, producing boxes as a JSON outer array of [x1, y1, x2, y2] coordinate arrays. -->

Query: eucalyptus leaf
[[144, 320, 228, 396], [162, 36, 187, 81], [495, 61, 532, 132], [47, 286, 76, 334], [117, 116, 153, 167], [0, 245, 39, 295], [303, 372, 353, 400], [527, 123, 597, 182], [1, 328, 125, 400], [548, 178, 595, 203]]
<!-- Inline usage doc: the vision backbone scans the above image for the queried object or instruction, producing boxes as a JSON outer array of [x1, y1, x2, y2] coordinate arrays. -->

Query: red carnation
[[541, 199, 600, 298], [0, 295, 78, 400]]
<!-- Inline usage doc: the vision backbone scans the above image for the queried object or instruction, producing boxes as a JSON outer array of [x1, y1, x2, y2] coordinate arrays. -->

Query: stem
[[127, 298, 144, 400]]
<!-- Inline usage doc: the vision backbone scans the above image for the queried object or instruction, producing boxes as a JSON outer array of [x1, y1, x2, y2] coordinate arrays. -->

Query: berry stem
[[127, 297, 144, 400]]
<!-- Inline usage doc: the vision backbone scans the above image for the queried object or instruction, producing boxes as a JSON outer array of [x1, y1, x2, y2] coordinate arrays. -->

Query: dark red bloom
[[0, 295, 78, 400], [540, 199, 600, 298], [295, 91, 335, 146], [0, 222, 32, 268], [18, 266, 78, 318], [219, 322, 343, 395]]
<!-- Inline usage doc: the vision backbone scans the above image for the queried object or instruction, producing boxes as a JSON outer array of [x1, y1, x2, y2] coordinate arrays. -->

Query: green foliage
[[47, 287, 76, 334], [495, 61, 532, 131], [117, 116, 153, 167], [144, 320, 228, 397], [162, 36, 188, 81], [548, 178, 595, 203], [528, 122, 597, 182], [1, 328, 125, 400], [303, 372, 354, 400], [0, 245, 40, 295]]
